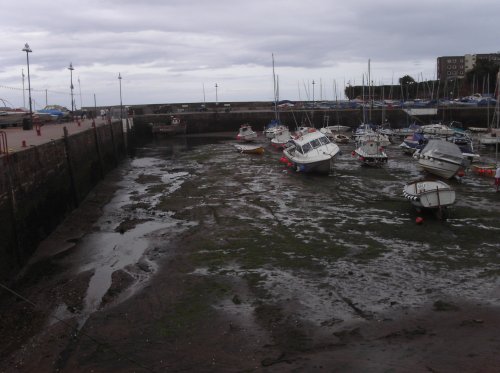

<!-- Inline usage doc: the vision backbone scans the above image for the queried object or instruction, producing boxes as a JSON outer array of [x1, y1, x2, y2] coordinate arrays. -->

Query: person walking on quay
[[495, 165, 500, 192], [100, 109, 106, 120]]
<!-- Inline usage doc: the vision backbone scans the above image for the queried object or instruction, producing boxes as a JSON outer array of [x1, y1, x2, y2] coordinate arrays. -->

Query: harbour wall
[[0, 122, 126, 282], [131, 107, 494, 133]]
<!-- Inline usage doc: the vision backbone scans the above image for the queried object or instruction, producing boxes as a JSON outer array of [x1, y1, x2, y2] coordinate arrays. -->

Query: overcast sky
[[1, 0, 499, 110]]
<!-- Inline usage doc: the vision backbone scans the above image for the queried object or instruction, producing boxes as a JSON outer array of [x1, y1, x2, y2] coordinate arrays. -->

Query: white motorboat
[[270, 127, 291, 149], [413, 139, 464, 179], [353, 123, 391, 146], [326, 125, 350, 133], [333, 133, 350, 144], [478, 130, 500, 145], [264, 120, 287, 139], [420, 123, 454, 136], [403, 179, 455, 210], [353, 140, 388, 166], [282, 129, 340, 174], [236, 124, 258, 142]]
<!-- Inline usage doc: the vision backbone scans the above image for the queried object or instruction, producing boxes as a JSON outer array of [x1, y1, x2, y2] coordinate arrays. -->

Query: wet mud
[[1, 132, 499, 372]]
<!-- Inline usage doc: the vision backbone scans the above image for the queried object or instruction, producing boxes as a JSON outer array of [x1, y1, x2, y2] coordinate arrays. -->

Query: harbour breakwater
[[130, 106, 494, 133], [0, 121, 127, 282]]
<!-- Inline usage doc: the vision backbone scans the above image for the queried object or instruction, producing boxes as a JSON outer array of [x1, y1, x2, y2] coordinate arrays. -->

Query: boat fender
[[351, 151, 355, 157], [415, 217, 424, 224]]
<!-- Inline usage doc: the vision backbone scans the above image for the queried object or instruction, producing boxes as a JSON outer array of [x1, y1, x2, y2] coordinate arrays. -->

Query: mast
[[368, 59, 371, 122], [272, 53, 279, 121]]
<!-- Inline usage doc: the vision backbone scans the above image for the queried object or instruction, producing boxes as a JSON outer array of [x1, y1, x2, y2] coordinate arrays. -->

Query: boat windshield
[[310, 139, 321, 149], [319, 136, 330, 145], [302, 143, 312, 153]]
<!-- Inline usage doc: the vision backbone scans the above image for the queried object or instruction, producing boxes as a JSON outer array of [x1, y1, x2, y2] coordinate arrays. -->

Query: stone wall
[[0, 122, 125, 282], [132, 107, 493, 134]]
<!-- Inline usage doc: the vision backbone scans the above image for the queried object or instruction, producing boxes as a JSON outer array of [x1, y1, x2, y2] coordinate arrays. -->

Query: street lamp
[[22, 43, 33, 128], [68, 62, 75, 112], [118, 73, 123, 122], [215, 83, 218, 106]]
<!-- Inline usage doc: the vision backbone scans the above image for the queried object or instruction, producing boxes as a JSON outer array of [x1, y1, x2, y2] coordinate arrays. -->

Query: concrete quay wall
[[132, 107, 493, 133], [0, 122, 126, 282]]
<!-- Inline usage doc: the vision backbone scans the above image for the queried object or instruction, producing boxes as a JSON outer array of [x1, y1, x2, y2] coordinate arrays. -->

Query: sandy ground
[[1, 137, 500, 373]]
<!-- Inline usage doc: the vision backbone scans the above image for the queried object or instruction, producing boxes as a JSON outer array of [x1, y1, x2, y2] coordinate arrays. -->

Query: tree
[[398, 75, 416, 86], [399, 75, 416, 100], [465, 59, 499, 95]]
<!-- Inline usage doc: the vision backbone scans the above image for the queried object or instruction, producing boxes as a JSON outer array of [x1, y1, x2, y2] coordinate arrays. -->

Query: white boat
[[151, 116, 186, 136], [325, 125, 350, 133], [282, 129, 340, 174], [270, 127, 291, 149], [236, 124, 258, 142], [353, 123, 391, 146], [233, 144, 264, 154], [420, 123, 454, 136], [353, 140, 388, 166], [403, 179, 455, 210], [413, 139, 464, 179], [333, 133, 350, 144], [478, 130, 500, 145]]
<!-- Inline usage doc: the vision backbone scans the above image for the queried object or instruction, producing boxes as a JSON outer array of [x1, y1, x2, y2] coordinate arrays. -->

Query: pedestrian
[[495, 165, 500, 192], [100, 109, 105, 120]]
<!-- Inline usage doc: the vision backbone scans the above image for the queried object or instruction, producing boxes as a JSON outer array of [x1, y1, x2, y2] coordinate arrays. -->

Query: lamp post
[[68, 63, 75, 112], [22, 43, 33, 128], [22, 68, 26, 108], [118, 73, 123, 122]]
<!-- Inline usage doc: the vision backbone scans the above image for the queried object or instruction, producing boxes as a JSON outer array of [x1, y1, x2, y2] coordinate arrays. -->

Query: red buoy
[[415, 217, 424, 224]]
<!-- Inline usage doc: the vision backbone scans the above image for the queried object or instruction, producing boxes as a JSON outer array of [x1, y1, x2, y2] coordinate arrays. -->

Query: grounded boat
[[236, 124, 258, 142], [264, 120, 287, 139], [270, 127, 291, 149], [399, 132, 427, 155], [413, 139, 464, 179], [326, 125, 350, 133], [151, 116, 186, 136], [333, 133, 350, 144], [471, 164, 497, 177], [233, 144, 264, 155], [353, 140, 388, 166], [478, 130, 500, 145], [282, 128, 340, 174], [403, 179, 456, 210], [420, 122, 454, 136]]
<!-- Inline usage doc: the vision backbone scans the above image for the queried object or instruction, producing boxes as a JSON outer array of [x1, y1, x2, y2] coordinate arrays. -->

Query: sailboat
[[352, 60, 389, 166], [264, 54, 288, 139]]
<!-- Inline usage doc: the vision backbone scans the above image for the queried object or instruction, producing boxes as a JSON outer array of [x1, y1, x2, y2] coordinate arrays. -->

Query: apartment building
[[437, 53, 500, 80]]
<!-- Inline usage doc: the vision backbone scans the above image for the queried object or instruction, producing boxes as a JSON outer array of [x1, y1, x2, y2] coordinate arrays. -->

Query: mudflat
[[1, 134, 499, 372]]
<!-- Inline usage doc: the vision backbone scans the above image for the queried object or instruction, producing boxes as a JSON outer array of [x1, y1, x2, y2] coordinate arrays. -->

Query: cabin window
[[296, 146, 304, 154], [310, 139, 321, 149], [302, 143, 312, 153], [319, 136, 330, 145]]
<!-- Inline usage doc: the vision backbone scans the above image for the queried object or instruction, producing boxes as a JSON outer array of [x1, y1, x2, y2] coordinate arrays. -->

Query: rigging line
[[0, 281, 157, 373]]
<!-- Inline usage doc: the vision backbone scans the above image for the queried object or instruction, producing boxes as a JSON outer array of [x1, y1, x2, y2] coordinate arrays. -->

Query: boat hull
[[234, 144, 264, 154], [403, 180, 455, 209], [283, 156, 333, 174], [353, 140, 388, 166], [416, 158, 461, 179]]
